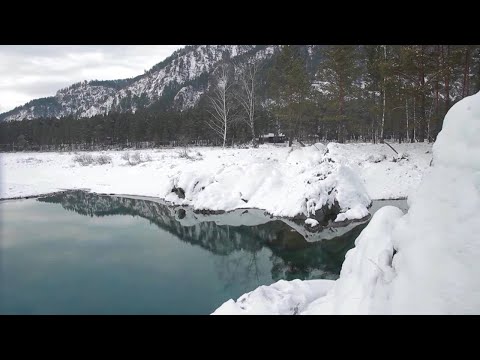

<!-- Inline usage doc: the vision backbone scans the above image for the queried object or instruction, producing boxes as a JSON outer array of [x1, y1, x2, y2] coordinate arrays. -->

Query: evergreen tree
[[317, 45, 361, 143], [268, 45, 311, 146]]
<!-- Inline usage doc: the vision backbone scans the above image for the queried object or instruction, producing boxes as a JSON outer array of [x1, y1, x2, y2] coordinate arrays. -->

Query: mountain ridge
[[0, 45, 286, 122]]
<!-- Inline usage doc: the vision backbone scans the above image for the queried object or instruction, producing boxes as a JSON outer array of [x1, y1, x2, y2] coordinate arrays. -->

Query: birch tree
[[207, 64, 234, 148]]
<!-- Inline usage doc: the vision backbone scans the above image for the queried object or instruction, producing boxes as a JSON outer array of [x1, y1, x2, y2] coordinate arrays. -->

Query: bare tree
[[381, 45, 387, 140], [235, 57, 262, 147], [207, 64, 235, 148]]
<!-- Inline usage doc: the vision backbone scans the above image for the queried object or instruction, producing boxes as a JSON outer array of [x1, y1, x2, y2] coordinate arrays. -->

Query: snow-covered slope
[[0, 45, 279, 122], [213, 91, 480, 315]]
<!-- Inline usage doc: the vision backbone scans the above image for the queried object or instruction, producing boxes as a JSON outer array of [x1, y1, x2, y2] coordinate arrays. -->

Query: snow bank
[[1, 144, 373, 222], [212, 279, 334, 315], [302, 206, 404, 314], [386, 91, 480, 314], [1, 141, 431, 221], [212, 91, 480, 315]]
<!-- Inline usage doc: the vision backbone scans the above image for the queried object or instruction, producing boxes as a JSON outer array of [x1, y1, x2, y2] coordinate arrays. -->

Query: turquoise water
[[0, 191, 404, 314]]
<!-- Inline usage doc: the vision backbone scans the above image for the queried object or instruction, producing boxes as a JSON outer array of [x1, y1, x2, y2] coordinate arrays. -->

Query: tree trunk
[[251, 123, 257, 147], [477, 53, 480, 93], [463, 46, 471, 98], [418, 45, 426, 143], [412, 97, 416, 143], [405, 98, 409, 142], [222, 83, 227, 148], [339, 81, 344, 118], [338, 74, 345, 144], [223, 115, 227, 148], [443, 45, 451, 116], [251, 76, 257, 147], [381, 45, 387, 140], [371, 120, 375, 144], [434, 45, 440, 140], [337, 122, 345, 143]]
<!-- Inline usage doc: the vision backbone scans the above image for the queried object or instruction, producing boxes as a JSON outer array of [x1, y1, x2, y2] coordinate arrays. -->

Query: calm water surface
[[0, 191, 407, 314]]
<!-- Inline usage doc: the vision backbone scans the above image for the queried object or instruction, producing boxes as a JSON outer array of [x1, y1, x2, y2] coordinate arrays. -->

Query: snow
[[1, 142, 431, 223], [212, 279, 334, 315], [335, 204, 370, 222], [325, 142, 431, 200], [385, 91, 480, 314], [2, 46, 260, 121], [302, 206, 404, 314], [211, 91, 480, 315], [305, 218, 319, 227]]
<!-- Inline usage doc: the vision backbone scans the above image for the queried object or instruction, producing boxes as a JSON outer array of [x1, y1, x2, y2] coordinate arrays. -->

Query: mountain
[[2, 45, 320, 122]]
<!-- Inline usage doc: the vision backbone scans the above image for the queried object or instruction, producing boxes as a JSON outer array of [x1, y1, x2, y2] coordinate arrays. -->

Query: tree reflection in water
[[38, 190, 369, 286]]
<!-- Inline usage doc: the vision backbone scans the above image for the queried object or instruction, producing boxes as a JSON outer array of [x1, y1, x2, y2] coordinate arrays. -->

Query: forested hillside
[[1, 45, 478, 151]]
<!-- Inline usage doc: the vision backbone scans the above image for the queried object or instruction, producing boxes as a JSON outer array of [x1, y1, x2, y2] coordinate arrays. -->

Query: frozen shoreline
[[0, 142, 432, 224]]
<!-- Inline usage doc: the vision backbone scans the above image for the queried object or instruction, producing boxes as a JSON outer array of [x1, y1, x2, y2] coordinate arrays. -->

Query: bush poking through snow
[[390, 152, 409, 163], [17, 157, 43, 164], [129, 153, 142, 165], [366, 154, 386, 163], [73, 154, 111, 166], [178, 148, 191, 159], [96, 154, 112, 165], [177, 149, 203, 161], [123, 152, 152, 166], [73, 154, 94, 166]]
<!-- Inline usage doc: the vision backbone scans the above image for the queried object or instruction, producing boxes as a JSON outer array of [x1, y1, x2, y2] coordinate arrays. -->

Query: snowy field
[[0, 142, 432, 224], [213, 91, 480, 315]]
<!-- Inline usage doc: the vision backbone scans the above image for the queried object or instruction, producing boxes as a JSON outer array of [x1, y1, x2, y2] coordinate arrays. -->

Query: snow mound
[[212, 279, 334, 315], [305, 218, 319, 227], [335, 204, 370, 222], [303, 206, 404, 314], [164, 143, 371, 220], [387, 91, 480, 314]]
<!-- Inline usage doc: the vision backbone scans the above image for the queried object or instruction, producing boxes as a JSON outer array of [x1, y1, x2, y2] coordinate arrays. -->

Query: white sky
[[0, 45, 184, 113]]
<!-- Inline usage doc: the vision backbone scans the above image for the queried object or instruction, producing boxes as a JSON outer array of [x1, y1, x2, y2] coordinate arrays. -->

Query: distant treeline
[[1, 45, 478, 151]]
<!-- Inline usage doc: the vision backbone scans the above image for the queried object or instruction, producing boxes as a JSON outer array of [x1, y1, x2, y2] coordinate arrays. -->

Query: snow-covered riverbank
[[1, 142, 431, 223], [213, 91, 480, 315]]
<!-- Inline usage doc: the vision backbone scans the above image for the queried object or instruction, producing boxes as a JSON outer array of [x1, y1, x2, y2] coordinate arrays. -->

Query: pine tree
[[317, 45, 361, 143], [268, 45, 310, 146]]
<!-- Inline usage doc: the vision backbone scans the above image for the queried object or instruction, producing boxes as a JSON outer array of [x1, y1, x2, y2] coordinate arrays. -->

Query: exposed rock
[[193, 209, 226, 215], [313, 200, 341, 225], [171, 186, 185, 199], [177, 208, 186, 219]]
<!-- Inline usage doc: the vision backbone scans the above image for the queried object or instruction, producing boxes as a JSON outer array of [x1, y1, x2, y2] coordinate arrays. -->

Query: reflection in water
[[38, 191, 366, 283], [1, 191, 406, 314]]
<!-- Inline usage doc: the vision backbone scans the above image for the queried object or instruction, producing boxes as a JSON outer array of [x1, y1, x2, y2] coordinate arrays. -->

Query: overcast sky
[[0, 45, 184, 114]]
